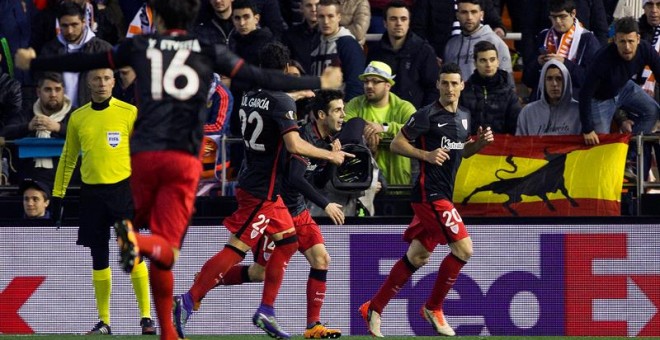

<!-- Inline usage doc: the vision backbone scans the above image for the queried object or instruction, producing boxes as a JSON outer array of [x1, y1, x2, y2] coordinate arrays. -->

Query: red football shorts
[[131, 150, 201, 249], [252, 209, 324, 266], [223, 188, 294, 248], [404, 199, 469, 252]]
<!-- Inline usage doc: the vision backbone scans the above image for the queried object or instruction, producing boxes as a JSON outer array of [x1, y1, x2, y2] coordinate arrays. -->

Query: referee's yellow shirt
[[53, 97, 137, 198]]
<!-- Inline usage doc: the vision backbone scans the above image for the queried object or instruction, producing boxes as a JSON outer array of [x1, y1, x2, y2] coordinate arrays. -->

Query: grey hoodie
[[443, 24, 512, 80], [516, 60, 582, 136]]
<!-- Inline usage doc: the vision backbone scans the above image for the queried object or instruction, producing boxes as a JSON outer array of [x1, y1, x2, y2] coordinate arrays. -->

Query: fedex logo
[[350, 233, 660, 336]]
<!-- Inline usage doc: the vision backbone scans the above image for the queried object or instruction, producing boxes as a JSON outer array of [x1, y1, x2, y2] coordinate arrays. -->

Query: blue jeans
[[590, 80, 659, 134]]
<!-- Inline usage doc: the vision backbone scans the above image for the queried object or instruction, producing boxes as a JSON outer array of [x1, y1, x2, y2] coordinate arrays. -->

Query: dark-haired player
[[187, 89, 348, 340], [172, 42, 350, 340], [359, 63, 494, 337], [15, 0, 344, 339]]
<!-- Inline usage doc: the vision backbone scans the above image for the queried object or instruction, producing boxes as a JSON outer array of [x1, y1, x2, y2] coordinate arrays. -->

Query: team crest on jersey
[[461, 119, 468, 130], [107, 132, 121, 148], [285, 110, 296, 120]]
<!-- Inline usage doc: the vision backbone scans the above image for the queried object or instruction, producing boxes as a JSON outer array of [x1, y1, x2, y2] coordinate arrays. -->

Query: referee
[[51, 68, 155, 335]]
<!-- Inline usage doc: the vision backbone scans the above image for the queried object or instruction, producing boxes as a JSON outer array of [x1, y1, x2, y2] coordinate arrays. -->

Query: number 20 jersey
[[235, 89, 299, 201]]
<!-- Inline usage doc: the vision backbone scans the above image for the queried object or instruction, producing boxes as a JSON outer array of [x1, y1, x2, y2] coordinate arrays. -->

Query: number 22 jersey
[[235, 89, 299, 201]]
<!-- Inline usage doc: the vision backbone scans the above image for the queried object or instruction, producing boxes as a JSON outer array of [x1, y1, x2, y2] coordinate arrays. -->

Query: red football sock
[[425, 253, 466, 310], [306, 268, 327, 326], [218, 265, 251, 285], [189, 245, 245, 303], [149, 264, 177, 340], [261, 236, 298, 307], [370, 255, 417, 314], [135, 233, 175, 268]]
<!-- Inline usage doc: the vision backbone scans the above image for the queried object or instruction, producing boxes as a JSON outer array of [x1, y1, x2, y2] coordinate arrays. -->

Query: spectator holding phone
[[523, 0, 600, 101]]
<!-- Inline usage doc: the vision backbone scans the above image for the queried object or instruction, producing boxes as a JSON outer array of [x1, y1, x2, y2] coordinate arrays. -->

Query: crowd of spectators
[[1, 0, 659, 218]]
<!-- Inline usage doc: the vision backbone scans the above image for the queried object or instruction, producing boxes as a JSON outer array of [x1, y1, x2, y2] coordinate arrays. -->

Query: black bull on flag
[[453, 134, 630, 216]]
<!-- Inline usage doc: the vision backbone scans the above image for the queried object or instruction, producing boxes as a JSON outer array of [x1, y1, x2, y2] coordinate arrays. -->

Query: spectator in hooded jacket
[[522, 0, 600, 101], [411, 0, 505, 60], [40, 2, 112, 108], [460, 41, 520, 135], [310, 0, 365, 100], [367, 0, 439, 108], [517, 60, 582, 135], [444, 0, 512, 82]]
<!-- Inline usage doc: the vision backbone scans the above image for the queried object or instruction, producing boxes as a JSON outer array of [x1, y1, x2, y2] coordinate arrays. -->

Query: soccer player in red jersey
[[187, 89, 349, 339], [172, 43, 351, 340], [359, 63, 494, 337], [15, 1, 345, 339]]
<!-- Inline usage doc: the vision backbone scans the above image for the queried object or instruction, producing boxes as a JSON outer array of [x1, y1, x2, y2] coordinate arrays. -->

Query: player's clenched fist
[[320, 66, 343, 89], [425, 148, 450, 166], [15, 48, 37, 71]]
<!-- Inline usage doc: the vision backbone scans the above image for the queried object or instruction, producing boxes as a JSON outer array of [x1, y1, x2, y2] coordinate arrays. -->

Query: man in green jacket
[[345, 61, 417, 185]]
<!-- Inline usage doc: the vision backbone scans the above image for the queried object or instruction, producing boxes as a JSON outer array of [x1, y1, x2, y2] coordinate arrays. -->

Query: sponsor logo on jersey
[[107, 132, 120, 148], [461, 119, 468, 130], [441, 136, 464, 150]]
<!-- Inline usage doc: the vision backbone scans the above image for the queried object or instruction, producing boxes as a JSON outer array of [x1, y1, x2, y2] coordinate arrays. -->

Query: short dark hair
[[319, 0, 341, 9], [232, 0, 260, 15], [259, 42, 290, 71], [548, 0, 576, 13], [439, 63, 462, 79], [312, 89, 344, 119], [473, 40, 498, 61], [149, 0, 200, 30], [614, 16, 640, 34], [57, 1, 85, 20], [384, 0, 409, 19], [37, 72, 64, 88], [288, 59, 306, 75], [457, 0, 482, 9]]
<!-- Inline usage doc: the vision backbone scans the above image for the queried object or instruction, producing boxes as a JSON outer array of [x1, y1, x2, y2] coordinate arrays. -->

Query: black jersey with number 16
[[29, 31, 322, 157]]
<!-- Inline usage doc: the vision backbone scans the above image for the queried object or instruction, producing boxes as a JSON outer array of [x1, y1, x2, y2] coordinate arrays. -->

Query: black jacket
[[194, 14, 234, 46], [282, 22, 319, 74], [367, 31, 439, 108], [460, 69, 521, 135], [0, 73, 23, 132]]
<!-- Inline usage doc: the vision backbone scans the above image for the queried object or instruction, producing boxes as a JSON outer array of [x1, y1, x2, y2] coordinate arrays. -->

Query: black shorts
[[77, 178, 134, 247]]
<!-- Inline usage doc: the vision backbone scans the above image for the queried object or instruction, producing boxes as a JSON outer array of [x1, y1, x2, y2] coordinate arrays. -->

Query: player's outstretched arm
[[282, 131, 353, 166], [212, 45, 342, 92], [16, 48, 114, 72]]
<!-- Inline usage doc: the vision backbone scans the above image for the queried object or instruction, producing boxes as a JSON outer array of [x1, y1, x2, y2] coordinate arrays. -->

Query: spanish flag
[[454, 134, 630, 216]]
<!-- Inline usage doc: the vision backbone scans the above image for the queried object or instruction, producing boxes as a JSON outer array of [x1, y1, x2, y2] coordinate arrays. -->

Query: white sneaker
[[359, 301, 384, 338], [420, 306, 455, 336]]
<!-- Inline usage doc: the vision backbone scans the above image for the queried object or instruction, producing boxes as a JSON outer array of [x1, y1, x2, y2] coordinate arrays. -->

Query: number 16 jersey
[[235, 89, 299, 201]]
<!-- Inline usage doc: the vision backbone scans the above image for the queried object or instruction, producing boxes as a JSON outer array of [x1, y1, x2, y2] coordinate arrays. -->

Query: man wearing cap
[[20, 178, 51, 219], [345, 60, 417, 186]]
